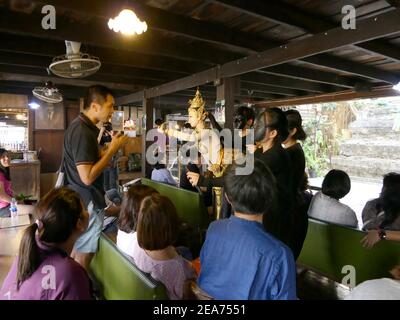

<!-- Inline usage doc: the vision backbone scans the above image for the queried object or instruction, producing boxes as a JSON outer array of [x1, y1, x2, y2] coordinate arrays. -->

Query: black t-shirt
[[286, 143, 306, 193], [254, 143, 293, 193], [179, 163, 200, 192], [254, 143, 294, 247], [63, 113, 106, 210]]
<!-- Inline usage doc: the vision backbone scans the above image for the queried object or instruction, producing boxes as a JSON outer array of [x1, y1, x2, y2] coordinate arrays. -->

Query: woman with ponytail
[[251, 108, 296, 257], [0, 187, 92, 300]]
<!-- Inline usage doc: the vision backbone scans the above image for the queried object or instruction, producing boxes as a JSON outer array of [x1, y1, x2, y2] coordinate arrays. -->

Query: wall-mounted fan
[[49, 41, 101, 78], [32, 81, 63, 104]]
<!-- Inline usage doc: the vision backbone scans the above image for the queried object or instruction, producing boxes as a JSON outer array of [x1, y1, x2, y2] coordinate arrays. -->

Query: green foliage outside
[[301, 103, 339, 178], [302, 119, 329, 178], [15, 193, 32, 201]]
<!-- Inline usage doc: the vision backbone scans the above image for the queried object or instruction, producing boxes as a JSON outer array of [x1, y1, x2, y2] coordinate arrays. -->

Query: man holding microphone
[[63, 85, 129, 270]]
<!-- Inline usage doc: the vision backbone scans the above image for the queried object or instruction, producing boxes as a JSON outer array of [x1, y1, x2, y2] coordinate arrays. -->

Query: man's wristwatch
[[378, 229, 387, 240]]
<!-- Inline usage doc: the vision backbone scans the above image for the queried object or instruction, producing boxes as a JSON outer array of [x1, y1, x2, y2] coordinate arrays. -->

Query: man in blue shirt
[[198, 159, 297, 300]]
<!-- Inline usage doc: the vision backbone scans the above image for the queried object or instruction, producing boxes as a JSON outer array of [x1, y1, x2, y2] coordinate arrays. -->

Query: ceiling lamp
[[108, 9, 148, 36], [393, 82, 400, 92]]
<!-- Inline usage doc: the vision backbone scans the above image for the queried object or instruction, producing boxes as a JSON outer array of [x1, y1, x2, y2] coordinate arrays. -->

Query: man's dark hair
[[322, 169, 351, 200], [224, 159, 276, 215], [155, 118, 163, 126], [84, 85, 114, 110], [234, 106, 255, 130], [378, 172, 400, 229]]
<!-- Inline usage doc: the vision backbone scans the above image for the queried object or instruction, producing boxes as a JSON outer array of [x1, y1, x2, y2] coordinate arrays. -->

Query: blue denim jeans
[[103, 167, 118, 191]]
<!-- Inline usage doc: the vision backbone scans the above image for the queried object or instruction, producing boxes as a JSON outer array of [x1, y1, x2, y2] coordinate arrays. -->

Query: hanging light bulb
[[108, 9, 148, 36]]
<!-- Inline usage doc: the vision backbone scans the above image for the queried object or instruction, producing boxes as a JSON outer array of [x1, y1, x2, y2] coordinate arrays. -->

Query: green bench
[[141, 178, 209, 256], [141, 178, 209, 230], [298, 218, 400, 286], [90, 234, 168, 300]]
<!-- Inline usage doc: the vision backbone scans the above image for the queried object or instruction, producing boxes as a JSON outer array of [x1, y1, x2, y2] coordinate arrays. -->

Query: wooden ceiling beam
[[0, 71, 144, 92], [256, 86, 400, 108], [385, 0, 400, 7], [0, 84, 86, 99], [0, 64, 164, 87], [0, 33, 208, 74], [0, 8, 238, 65], [240, 82, 303, 96], [0, 51, 184, 82], [241, 73, 334, 93], [212, 0, 400, 63], [302, 54, 400, 84], [117, 8, 400, 104], [35, 0, 269, 53], [29, 0, 383, 88], [217, 9, 400, 82], [260, 64, 357, 89]]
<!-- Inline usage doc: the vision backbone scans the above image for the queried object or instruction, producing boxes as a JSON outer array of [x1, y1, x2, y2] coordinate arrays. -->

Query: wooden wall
[[30, 100, 80, 173]]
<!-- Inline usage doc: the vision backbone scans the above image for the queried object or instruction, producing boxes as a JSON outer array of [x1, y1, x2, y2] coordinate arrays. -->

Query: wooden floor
[[0, 222, 28, 288]]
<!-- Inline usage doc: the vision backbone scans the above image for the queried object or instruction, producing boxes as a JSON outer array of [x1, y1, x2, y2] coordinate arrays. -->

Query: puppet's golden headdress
[[188, 88, 206, 116]]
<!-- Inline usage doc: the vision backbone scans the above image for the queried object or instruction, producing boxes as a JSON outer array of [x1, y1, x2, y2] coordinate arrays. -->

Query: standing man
[[63, 85, 129, 270]]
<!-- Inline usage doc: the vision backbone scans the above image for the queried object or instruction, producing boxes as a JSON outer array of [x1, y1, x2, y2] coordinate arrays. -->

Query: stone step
[[349, 120, 397, 130], [349, 127, 400, 139], [340, 139, 400, 159], [331, 156, 400, 179]]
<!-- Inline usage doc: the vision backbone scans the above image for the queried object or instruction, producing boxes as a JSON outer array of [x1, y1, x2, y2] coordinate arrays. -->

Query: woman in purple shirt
[[132, 194, 196, 299], [0, 187, 93, 300]]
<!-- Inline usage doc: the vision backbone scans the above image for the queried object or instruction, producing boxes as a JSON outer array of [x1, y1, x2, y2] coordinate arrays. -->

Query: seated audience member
[[154, 118, 168, 155], [345, 265, 400, 300], [308, 169, 358, 228], [362, 229, 400, 248], [117, 185, 158, 258], [0, 148, 12, 217], [362, 172, 400, 231], [154, 118, 163, 129], [132, 194, 196, 300], [198, 160, 297, 300], [0, 187, 92, 300], [151, 153, 177, 186]]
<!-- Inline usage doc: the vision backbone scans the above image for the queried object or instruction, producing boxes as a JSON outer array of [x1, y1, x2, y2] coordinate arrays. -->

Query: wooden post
[[216, 77, 240, 131], [142, 98, 154, 178]]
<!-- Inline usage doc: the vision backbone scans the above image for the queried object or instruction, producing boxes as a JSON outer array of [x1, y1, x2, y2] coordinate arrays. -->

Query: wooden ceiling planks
[[0, 0, 399, 105]]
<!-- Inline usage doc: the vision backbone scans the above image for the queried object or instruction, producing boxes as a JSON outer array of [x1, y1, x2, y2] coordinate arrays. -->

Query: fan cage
[[32, 88, 63, 104], [49, 54, 101, 78]]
